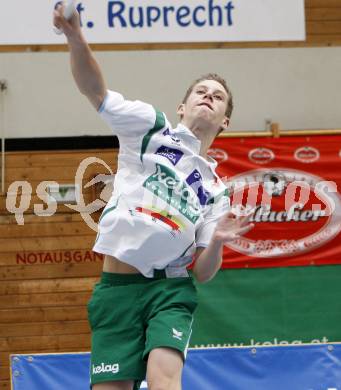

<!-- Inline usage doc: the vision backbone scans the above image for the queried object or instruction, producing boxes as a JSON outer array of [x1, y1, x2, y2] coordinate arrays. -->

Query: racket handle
[[54, 0, 76, 35]]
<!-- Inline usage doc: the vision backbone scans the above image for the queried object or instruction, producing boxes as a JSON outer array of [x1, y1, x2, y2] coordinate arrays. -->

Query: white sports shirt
[[93, 90, 230, 277]]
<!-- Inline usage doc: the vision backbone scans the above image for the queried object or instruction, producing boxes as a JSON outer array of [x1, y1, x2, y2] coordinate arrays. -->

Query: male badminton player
[[54, 5, 253, 390]]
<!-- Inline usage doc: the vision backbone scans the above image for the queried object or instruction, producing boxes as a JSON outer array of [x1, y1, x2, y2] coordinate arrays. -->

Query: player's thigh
[[146, 347, 183, 388], [92, 380, 134, 390]]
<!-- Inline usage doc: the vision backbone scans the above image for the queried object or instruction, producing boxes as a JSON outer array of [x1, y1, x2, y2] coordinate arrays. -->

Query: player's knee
[[147, 347, 183, 390], [92, 380, 133, 390], [147, 366, 181, 390], [147, 374, 181, 390]]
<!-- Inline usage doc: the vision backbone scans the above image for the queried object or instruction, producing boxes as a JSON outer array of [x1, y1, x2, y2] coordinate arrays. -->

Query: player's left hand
[[212, 210, 254, 244]]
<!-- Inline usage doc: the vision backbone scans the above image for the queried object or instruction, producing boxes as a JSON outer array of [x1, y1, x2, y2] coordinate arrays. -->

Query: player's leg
[[93, 380, 134, 390], [88, 273, 148, 389], [143, 276, 199, 390], [146, 347, 183, 390]]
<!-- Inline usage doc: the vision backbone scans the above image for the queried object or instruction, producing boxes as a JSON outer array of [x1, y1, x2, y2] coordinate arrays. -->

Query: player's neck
[[183, 122, 217, 160]]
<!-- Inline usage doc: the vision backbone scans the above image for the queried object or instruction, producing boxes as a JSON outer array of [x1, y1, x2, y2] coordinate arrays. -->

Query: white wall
[[0, 46, 340, 138]]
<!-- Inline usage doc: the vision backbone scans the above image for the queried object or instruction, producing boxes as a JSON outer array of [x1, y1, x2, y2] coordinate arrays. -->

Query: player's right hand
[[53, 2, 81, 38]]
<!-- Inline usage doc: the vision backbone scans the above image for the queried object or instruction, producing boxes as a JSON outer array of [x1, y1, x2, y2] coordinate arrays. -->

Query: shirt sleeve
[[196, 189, 230, 248], [98, 90, 164, 137]]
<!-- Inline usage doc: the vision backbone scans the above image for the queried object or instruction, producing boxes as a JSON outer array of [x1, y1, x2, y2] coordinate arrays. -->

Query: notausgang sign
[[0, 0, 306, 45]]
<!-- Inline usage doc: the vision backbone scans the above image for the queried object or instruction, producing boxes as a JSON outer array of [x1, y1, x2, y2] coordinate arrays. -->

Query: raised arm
[[53, 5, 106, 110]]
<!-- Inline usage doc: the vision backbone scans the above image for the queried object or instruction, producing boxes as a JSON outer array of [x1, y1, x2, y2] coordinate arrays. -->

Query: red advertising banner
[[209, 135, 341, 269]]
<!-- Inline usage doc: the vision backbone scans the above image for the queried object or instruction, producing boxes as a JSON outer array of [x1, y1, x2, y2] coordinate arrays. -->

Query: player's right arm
[[53, 4, 164, 138], [53, 5, 106, 110]]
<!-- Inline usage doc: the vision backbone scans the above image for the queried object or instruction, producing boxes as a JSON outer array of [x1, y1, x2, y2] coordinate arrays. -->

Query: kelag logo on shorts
[[92, 362, 120, 375], [143, 163, 200, 223], [155, 145, 184, 165]]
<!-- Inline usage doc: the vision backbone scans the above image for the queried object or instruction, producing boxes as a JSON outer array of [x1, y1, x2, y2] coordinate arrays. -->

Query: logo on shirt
[[135, 206, 184, 232], [163, 128, 181, 144], [143, 163, 200, 224], [186, 169, 212, 206], [155, 145, 184, 166]]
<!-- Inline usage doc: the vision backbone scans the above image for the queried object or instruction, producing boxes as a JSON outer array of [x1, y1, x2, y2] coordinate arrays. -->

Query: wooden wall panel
[[306, 8, 341, 20], [0, 292, 91, 309], [1, 0, 341, 52], [0, 149, 118, 216], [0, 277, 97, 295], [308, 0, 340, 7], [0, 149, 117, 389], [0, 221, 94, 239], [0, 306, 88, 324], [0, 334, 91, 353], [299, 0, 341, 46], [0, 320, 91, 338], [1, 263, 102, 280]]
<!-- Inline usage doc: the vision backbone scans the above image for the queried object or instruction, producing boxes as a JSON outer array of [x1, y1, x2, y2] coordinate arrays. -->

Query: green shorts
[[87, 271, 198, 389]]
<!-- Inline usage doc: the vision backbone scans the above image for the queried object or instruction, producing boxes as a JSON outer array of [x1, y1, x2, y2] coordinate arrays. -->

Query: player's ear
[[177, 103, 185, 117], [220, 116, 229, 132]]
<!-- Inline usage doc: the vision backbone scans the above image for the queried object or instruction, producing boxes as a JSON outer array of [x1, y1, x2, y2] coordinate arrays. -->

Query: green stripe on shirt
[[140, 109, 166, 162], [207, 188, 230, 205], [99, 197, 120, 223]]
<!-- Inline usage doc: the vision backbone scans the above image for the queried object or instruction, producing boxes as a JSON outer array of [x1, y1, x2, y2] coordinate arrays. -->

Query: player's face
[[178, 79, 229, 132]]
